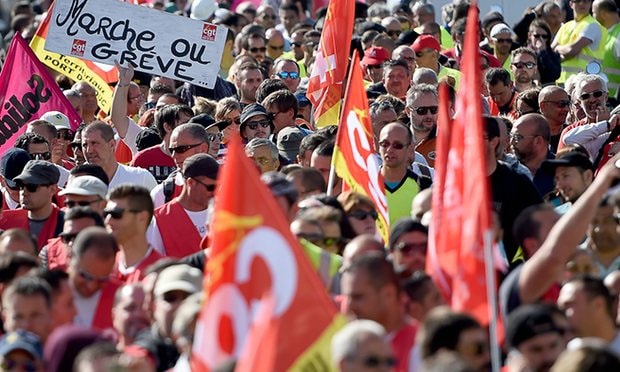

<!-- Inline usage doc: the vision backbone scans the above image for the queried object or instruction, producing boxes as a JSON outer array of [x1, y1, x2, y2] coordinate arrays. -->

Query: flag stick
[[484, 230, 501, 372]]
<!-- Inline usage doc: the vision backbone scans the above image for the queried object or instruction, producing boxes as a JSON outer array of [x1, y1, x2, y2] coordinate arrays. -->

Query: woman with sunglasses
[[338, 191, 378, 237], [214, 97, 242, 156], [527, 19, 561, 85]]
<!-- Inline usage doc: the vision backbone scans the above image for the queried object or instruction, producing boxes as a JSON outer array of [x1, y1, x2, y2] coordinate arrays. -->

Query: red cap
[[361, 46, 390, 66], [412, 34, 441, 53]]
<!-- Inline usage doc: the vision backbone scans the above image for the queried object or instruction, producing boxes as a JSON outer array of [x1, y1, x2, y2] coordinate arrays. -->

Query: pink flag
[[0, 34, 81, 155]]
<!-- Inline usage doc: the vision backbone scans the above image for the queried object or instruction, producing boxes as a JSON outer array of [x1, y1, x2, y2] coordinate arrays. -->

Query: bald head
[[342, 235, 385, 268], [514, 113, 550, 142], [266, 28, 283, 39], [380, 122, 413, 144], [538, 86, 567, 104]]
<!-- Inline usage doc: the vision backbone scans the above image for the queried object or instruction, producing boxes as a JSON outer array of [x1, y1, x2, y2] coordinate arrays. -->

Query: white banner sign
[[44, 0, 227, 88]]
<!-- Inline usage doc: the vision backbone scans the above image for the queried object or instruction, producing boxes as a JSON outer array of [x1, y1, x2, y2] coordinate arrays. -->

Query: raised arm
[[110, 61, 134, 138]]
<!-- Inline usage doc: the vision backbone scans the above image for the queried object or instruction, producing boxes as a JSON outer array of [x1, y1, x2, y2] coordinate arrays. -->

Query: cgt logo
[[202, 24, 217, 41], [71, 39, 86, 57]]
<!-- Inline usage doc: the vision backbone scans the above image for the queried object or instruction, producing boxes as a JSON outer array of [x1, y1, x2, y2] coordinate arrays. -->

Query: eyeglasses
[[268, 44, 285, 50], [17, 183, 51, 192], [77, 268, 111, 285], [494, 38, 512, 44], [70, 142, 82, 151], [59, 232, 78, 245], [512, 61, 536, 69], [103, 207, 141, 219], [379, 140, 409, 150], [190, 177, 217, 192], [532, 33, 549, 40], [207, 132, 223, 142], [30, 151, 51, 160], [542, 100, 571, 108], [291, 42, 303, 48], [510, 133, 538, 142], [65, 199, 101, 208], [56, 129, 74, 141], [249, 47, 267, 53], [579, 90, 605, 101], [411, 106, 438, 115], [246, 120, 271, 130], [394, 241, 427, 255], [277, 71, 299, 79], [1, 359, 37, 372], [261, 14, 276, 20], [358, 356, 398, 368], [169, 143, 203, 154], [348, 210, 378, 221]]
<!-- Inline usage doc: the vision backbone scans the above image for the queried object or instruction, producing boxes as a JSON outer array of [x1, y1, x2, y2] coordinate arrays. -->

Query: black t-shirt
[[490, 162, 543, 264]]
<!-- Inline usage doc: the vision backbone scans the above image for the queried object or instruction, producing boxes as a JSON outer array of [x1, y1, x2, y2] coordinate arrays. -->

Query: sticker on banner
[[71, 39, 86, 57], [202, 24, 217, 41]]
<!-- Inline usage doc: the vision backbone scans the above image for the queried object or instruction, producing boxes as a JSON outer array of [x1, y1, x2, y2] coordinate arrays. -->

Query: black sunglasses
[[348, 210, 378, 221], [411, 106, 438, 115], [207, 133, 223, 143], [246, 120, 271, 130], [249, 47, 267, 53], [579, 90, 605, 101], [30, 152, 51, 160], [18, 183, 51, 192], [103, 207, 141, 219], [65, 199, 101, 208], [191, 177, 217, 192], [512, 62, 536, 69], [56, 130, 74, 141], [378, 140, 408, 150], [169, 143, 202, 154], [361, 356, 398, 368], [70, 142, 82, 151]]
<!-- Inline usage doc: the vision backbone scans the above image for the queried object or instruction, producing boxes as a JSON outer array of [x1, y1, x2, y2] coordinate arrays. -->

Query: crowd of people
[[0, 0, 620, 370]]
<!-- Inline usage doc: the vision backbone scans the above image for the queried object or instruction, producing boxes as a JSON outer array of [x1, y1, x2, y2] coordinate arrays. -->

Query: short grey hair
[[245, 138, 278, 160], [331, 320, 387, 365], [412, 2, 435, 15], [406, 83, 438, 108], [412, 68, 438, 86], [172, 123, 210, 144], [576, 73, 608, 97], [367, 2, 390, 19]]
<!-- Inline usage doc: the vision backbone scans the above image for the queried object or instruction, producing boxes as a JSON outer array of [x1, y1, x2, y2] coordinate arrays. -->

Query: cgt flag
[[191, 135, 345, 371], [30, 3, 116, 113], [306, 0, 355, 128], [332, 51, 389, 243], [0, 34, 81, 155]]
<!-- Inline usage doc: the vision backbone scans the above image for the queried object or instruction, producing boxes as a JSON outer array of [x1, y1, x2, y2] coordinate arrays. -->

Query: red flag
[[306, 0, 355, 128], [332, 51, 389, 242], [0, 34, 81, 155], [191, 135, 345, 371], [427, 4, 495, 324]]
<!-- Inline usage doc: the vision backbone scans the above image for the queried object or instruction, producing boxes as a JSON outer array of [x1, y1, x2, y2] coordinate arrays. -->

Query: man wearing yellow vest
[[593, 0, 620, 100], [412, 35, 461, 90], [552, 0, 607, 84]]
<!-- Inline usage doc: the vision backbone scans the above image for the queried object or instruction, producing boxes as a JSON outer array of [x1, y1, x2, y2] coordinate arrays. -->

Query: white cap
[[490, 23, 513, 39], [40, 111, 71, 131], [190, 0, 217, 21], [59, 175, 108, 200], [154, 265, 203, 297]]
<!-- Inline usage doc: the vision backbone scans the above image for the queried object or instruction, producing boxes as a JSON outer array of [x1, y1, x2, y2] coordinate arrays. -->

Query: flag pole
[[483, 230, 501, 372]]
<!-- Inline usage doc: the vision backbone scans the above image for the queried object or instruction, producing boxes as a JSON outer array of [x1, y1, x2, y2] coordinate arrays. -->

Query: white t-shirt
[[148, 206, 209, 256], [580, 22, 603, 51], [109, 163, 158, 191], [114, 118, 143, 156], [150, 171, 184, 209], [73, 289, 101, 328], [56, 164, 70, 188]]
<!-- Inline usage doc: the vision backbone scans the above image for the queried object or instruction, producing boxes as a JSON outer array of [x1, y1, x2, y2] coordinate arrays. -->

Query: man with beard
[[539, 86, 571, 152], [511, 48, 539, 92], [112, 284, 150, 351], [540, 151, 593, 212], [235, 63, 264, 106], [587, 196, 620, 277], [406, 84, 438, 167]]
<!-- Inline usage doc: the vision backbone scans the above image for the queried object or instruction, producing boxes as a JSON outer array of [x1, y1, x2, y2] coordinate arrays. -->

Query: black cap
[[14, 160, 60, 185], [395, 30, 419, 47], [206, 120, 231, 132], [359, 21, 386, 34], [240, 103, 270, 125], [182, 153, 220, 180], [0, 148, 31, 188], [188, 114, 216, 128], [540, 152, 593, 175], [505, 304, 561, 349]]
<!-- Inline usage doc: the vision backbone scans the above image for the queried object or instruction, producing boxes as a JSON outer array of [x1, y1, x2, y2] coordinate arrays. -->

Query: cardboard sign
[[44, 0, 227, 88]]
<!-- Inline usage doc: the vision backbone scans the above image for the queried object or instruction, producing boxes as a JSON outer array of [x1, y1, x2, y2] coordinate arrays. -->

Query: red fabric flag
[[427, 4, 495, 325], [332, 51, 390, 242], [191, 135, 345, 371], [305, 0, 355, 128], [0, 34, 81, 155]]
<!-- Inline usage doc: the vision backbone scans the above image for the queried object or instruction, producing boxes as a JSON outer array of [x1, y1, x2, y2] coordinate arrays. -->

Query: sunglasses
[[103, 207, 141, 219], [512, 61, 536, 69], [56, 130, 74, 140], [532, 33, 549, 40], [65, 199, 101, 208], [394, 241, 427, 255], [494, 38, 512, 44], [579, 90, 605, 101], [249, 47, 267, 53], [191, 177, 217, 192], [246, 120, 271, 130], [78, 268, 111, 284], [411, 106, 438, 115], [348, 210, 378, 221], [228, 116, 241, 125], [277, 71, 299, 79], [207, 132, 223, 142], [59, 232, 78, 245], [18, 183, 51, 192], [30, 151, 51, 160], [378, 140, 408, 150], [169, 143, 202, 154], [542, 100, 571, 108], [261, 14, 276, 20], [360, 356, 398, 368], [71, 142, 82, 151]]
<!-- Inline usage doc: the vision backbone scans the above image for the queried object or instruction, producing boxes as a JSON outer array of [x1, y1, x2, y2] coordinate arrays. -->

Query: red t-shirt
[[130, 145, 176, 183]]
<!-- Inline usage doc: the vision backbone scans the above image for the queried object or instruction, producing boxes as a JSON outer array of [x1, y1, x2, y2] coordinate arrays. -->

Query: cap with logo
[[59, 175, 108, 200], [361, 46, 390, 66], [40, 111, 71, 131], [412, 34, 441, 53]]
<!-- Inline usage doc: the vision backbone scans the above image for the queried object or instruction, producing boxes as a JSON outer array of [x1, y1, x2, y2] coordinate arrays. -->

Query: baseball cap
[[0, 330, 43, 359], [14, 160, 60, 186], [412, 34, 441, 53], [240, 104, 270, 125], [188, 113, 216, 129], [505, 304, 562, 349], [0, 148, 31, 189], [190, 0, 217, 21], [295, 91, 311, 107], [361, 46, 390, 66], [206, 120, 231, 132], [261, 171, 298, 202], [182, 153, 220, 180], [490, 23, 513, 39], [59, 175, 108, 199], [154, 264, 203, 297], [359, 21, 386, 34], [540, 151, 594, 175], [40, 111, 71, 131], [277, 126, 307, 162]]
